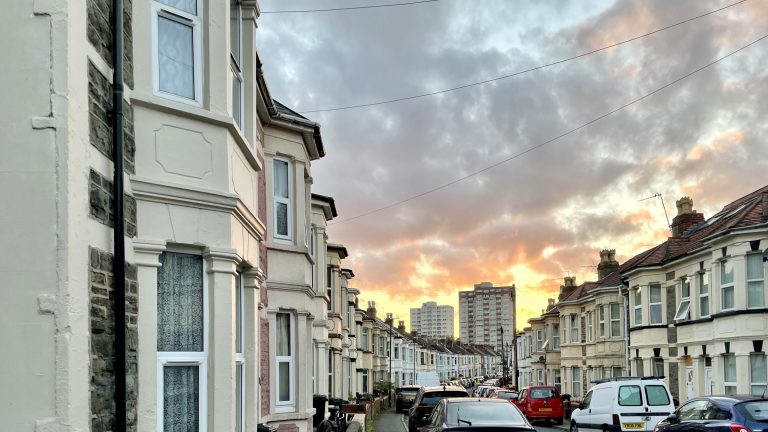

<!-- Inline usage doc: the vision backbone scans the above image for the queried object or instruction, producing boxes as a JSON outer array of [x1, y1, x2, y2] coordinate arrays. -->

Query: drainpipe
[[621, 285, 630, 375], [112, 0, 127, 430]]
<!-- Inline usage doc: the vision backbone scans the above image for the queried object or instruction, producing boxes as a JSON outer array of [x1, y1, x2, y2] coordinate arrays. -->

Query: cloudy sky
[[257, 0, 768, 332]]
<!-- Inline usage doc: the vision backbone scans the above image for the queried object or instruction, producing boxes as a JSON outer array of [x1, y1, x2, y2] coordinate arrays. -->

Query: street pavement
[[373, 407, 567, 432]]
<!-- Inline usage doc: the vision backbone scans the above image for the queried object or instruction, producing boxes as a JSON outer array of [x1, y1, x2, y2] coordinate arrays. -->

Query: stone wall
[[89, 247, 139, 432], [88, 61, 136, 174], [86, 0, 134, 88], [89, 168, 137, 237]]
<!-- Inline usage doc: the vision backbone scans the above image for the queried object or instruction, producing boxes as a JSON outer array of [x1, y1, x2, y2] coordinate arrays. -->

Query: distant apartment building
[[410, 301, 454, 339], [459, 282, 517, 350]]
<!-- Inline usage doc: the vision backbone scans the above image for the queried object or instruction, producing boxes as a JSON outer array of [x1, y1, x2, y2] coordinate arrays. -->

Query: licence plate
[[538, 408, 552, 412], [622, 423, 644, 430]]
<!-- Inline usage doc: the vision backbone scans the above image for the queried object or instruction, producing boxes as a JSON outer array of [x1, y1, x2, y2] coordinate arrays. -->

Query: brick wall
[[86, 0, 134, 88], [89, 169, 137, 237], [89, 247, 139, 432], [88, 61, 135, 174]]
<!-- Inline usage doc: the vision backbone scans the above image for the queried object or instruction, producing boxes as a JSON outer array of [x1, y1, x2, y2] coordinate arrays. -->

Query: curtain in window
[[276, 313, 291, 356], [650, 285, 662, 324], [158, 16, 195, 99], [273, 160, 289, 198], [747, 254, 765, 307], [751, 355, 767, 395], [724, 354, 737, 395], [164, 366, 199, 432], [157, 253, 204, 352]]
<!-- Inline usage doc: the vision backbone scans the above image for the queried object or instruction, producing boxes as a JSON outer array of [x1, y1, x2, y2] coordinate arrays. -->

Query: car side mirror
[[579, 402, 586, 410], [666, 414, 679, 424]]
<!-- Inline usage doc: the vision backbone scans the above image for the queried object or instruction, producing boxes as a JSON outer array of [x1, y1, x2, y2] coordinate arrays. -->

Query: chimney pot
[[676, 196, 694, 215], [671, 196, 704, 237]]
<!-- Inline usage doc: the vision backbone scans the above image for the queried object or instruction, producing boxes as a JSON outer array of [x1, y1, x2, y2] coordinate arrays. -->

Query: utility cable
[[262, 0, 441, 14], [299, 0, 748, 113], [328, 31, 768, 226]]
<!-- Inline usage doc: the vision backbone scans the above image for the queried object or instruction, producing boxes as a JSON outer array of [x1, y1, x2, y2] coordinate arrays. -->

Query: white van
[[570, 377, 675, 432]]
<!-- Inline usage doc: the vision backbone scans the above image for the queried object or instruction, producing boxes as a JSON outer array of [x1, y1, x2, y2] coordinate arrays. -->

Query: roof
[[311, 193, 338, 218], [271, 99, 326, 158], [623, 185, 768, 273], [327, 243, 348, 259], [273, 99, 309, 120]]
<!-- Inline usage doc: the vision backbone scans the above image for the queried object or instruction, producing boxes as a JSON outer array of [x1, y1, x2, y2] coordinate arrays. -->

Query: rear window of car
[[399, 391, 418, 400], [644, 385, 670, 406], [422, 391, 469, 406], [446, 402, 527, 426], [497, 392, 517, 400], [736, 401, 768, 422], [618, 385, 642, 406], [530, 388, 559, 399]]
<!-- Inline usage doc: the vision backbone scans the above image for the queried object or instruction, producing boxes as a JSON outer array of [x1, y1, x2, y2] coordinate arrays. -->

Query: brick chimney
[[763, 191, 768, 220], [558, 276, 577, 301], [366, 301, 377, 319], [670, 196, 705, 237], [398, 320, 406, 333], [597, 249, 620, 280]]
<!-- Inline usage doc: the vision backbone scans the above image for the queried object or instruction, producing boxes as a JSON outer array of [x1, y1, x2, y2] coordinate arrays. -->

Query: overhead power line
[[328, 31, 768, 226], [299, 0, 748, 113], [262, 0, 441, 14]]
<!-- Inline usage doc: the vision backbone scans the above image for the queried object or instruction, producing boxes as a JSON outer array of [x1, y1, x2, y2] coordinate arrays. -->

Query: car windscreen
[[644, 385, 670, 406], [421, 392, 469, 406], [736, 401, 768, 422], [530, 388, 559, 399], [447, 402, 527, 426], [618, 385, 642, 406]]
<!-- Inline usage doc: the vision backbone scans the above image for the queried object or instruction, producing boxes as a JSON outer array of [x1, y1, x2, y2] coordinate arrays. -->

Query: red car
[[514, 385, 564, 425]]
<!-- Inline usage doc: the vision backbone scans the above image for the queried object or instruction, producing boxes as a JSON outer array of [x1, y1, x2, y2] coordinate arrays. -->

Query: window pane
[[273, 160, 289, 198], [278, 361, 290, 402], [722, 261, 734, 284], [158, 0, 197, 14], [700, 296, 710, 317], [611, 319, 620, 337], [158, 16, 195, 99], [725, 355, 737, 382], [634, 307, 642, 326], [751, 355, 767, 386], [230, 1, 241, 63], [276, 313, 291, 356], [650, 285, 661, 303], [749, 281, 764, 308], [748, 254, 763, 280], [619, 385, 642, 406], [645, 385, 670, 406], [164, 365, 199, 432], [276, 202, 288, 237], [650, 305, 662, 324], [681, 278, 690, 298], [158, 253, 204, 352], [723, 286, 734, 310], [232, 71, 242, 128]]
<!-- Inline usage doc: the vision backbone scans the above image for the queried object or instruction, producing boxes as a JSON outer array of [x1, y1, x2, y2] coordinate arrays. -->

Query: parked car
[[654, 395, 768, 432], [570, 377, 675, 432], [397, 386, 422, 414], [494, 390, 519, 403], [419, 398, 536, 432], [408, 385, 470, 432], [515, 385, 564, 425]]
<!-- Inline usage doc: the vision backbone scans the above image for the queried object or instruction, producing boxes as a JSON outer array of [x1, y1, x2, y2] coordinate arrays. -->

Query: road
[[374, 408, 568, 432]]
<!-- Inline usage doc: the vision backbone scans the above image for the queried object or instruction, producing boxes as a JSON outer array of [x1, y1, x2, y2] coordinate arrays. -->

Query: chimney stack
[[366, 301, 377, 319], [597, 249, 620, 280], [398, 320, 406, 333], [762, 191, 768, 220], [558, 276, 578, 301], [670, 196, 705, 237]]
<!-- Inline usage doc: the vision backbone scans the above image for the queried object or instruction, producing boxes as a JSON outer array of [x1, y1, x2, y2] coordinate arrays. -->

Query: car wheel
[[570, 421, 578, 432], [555, 417, 564, 426]]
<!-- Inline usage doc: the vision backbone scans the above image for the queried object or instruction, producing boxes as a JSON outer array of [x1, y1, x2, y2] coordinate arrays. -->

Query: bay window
[[152, 0, 202, 104], [699, 272, 710, 317], [276, 313, 295, 411], [610, 303, 621, 337], [649, 284, 662, 324], [675, 277, 691, 321], [747, 254, 765, 308], [273, 158, 292, 241], [157, 252, 206, 432], [721, 260, 735, 311]]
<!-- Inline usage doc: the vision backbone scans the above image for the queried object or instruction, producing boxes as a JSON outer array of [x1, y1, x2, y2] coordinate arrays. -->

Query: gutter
[[111, 0, 127, 430]]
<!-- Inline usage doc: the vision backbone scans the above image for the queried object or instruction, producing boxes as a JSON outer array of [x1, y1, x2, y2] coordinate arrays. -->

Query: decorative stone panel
[[89, 247, 139, 432], [89, 169, 137, 237]]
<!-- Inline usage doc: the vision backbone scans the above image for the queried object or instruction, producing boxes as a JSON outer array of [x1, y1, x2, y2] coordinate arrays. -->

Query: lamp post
[[387, 313, 394, 406], [499, 326, 506, 385]]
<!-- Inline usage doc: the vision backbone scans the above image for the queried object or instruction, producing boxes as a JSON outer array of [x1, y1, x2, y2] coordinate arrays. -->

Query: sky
[[256, 0, 768, 334]]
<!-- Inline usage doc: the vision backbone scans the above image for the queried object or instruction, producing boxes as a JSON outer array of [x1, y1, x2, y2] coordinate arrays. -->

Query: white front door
[[704, 367, 713, 395], [685, 367, 694, 400]]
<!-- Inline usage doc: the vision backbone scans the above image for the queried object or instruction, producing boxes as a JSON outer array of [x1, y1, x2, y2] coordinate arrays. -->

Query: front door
[[704, 368, 713, 396], [685, 367, 694, 401]]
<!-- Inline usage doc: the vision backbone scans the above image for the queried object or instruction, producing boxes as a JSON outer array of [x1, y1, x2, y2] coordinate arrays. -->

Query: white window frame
[[724, 353, 737, 395], [598, 307, 604, 338], [585, 311, 593, 342], [675, 276, 691, 321], [272, 157, 293, 242], [275, 312, 295, 412], [552, 323, 560, 349], [750, 353, 767, 396], [151, 0, 203, 106], [570, 314, 579, 343], [747, 253, 765, 309], [720, 260, 735, 312], [156, 251, 208, 432], [326, 266, 333, 312], [537, 369, 544, 384], [699, 272, 710, 318], [610, 303, 621, 337], [634, 287, 642, 326], [230, 0, 244, 130], [649, 284, 662, 325], [653, 357, 665, 377], [572, 367, 581, 398], [536, 329, 544, 352]]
